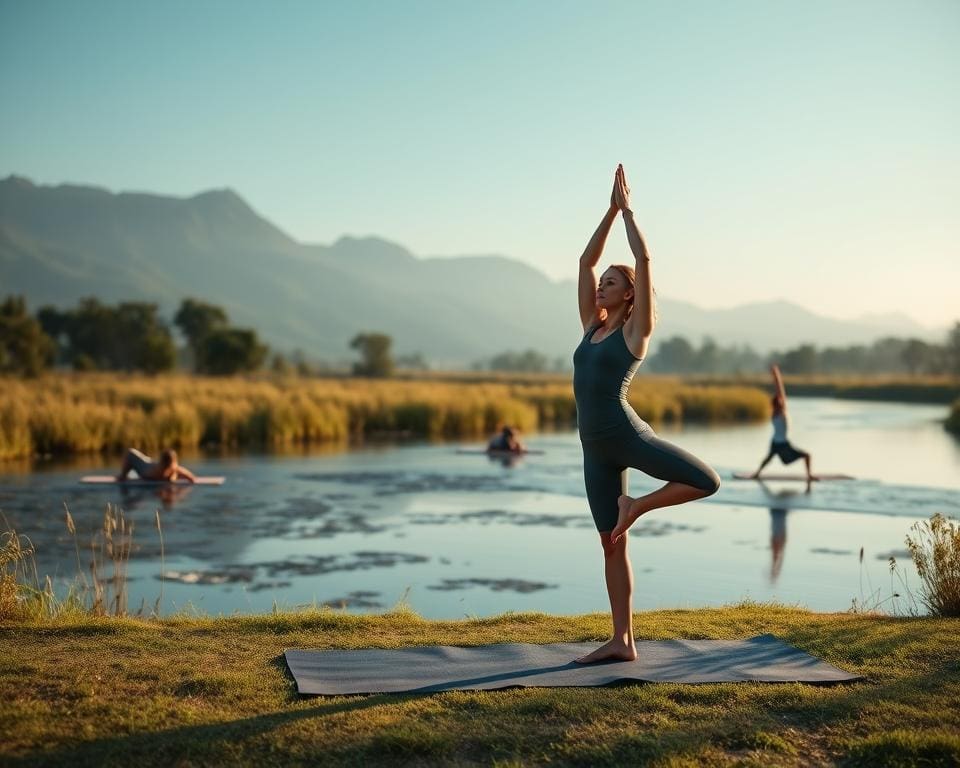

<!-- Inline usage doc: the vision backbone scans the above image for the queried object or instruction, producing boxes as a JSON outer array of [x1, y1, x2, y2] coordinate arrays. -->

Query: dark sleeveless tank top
[[573, 323, 644, 437]]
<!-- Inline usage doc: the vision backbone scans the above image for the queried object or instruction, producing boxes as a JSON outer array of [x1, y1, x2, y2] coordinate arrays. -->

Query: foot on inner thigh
[[611, 494, 646, 542], [574, 636, 638, 664]]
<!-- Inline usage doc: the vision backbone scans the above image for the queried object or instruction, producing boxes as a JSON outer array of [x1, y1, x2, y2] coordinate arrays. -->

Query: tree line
[[469, 324, 960, 376], [1, 296, 268, 376], [0, 295, 401, 378], [645, 328, 960, 375], [3, 293, 958, 378]]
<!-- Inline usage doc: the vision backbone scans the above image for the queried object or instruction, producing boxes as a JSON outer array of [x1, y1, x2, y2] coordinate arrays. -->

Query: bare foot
[[610, 495, 646, 544], [574, 637, 638, 664]]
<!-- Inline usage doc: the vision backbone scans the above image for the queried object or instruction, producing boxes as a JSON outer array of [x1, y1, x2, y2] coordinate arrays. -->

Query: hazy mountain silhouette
[[0, 175, 939, 365]]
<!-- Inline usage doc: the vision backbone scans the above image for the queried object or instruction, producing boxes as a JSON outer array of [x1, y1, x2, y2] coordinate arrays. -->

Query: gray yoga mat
[[285, 634, 860, 695]]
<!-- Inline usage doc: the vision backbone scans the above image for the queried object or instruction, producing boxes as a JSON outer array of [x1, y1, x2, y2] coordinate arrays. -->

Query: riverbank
[[2, 605, 958, 767], [0, 373, 767, 460], [947, 399, 960, 434], [691, 375, 960, 405]]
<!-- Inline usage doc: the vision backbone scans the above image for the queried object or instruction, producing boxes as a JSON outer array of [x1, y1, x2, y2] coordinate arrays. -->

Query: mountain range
[[0, 175, 940, 366]]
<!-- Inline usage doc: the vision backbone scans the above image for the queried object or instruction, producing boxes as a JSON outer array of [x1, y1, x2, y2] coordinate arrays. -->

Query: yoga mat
[[285, 634, 860, 695], [456, 449, 545, 456], [80, 475, 226, 486], [731, 473, 854, 481]]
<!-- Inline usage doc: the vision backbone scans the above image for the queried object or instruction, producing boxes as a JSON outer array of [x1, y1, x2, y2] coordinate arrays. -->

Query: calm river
[[2, 398, 958, 618]]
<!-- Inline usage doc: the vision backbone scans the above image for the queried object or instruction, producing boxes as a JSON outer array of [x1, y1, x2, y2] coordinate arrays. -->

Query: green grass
[[2, 605, 958, 767]]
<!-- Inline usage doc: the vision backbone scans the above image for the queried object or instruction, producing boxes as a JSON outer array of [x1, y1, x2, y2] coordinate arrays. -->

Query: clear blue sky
[[2, 0, 957, 327]]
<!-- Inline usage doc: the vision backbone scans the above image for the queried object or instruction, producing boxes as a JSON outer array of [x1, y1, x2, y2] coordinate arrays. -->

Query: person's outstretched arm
[[615, 165, 655, 357], [175, 465, 197, 483], [578, 171, 620, 330], [771, 364, 787, 403]]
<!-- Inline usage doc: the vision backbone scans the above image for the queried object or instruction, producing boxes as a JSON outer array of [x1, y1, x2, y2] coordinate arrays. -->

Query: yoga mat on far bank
[[285, 634, 860, 695]]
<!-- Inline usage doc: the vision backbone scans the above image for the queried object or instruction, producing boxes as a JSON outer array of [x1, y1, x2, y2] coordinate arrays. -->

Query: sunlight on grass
[[0, 372, 769, 459]]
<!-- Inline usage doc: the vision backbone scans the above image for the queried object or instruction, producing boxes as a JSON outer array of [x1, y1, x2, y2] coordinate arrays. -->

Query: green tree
[[780, 344, 818, 375], [947, 322, 960, 376], [174, 298, 229, 365], [350, 333, 394, 377], [650, 336, 696, 373], [489, 349, 548, 373], [34, 298, 174, 373], [0, 295, 55, 376], [695, 337, 720, 374], [901, 339, 931, 376], [197, 328, 268, 375], [395, 352, 430, 371]]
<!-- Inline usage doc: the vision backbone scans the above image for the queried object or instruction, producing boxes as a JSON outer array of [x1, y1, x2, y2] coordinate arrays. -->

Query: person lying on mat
[[749, 364, 815, 482], [117, 448, 196, 483], [487, 425, 525, 454]]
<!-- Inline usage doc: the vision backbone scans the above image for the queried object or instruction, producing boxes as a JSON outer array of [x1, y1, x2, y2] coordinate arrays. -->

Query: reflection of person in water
[[769, 506, 787, 582], [750, 364, 815, 481], [118, 483, 194, 510], [758, 478, 810, 583]]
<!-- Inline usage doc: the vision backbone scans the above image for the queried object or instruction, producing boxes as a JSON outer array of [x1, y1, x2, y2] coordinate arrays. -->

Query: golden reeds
[[0, 372, 770, 459], [906, 513, 960, 617]]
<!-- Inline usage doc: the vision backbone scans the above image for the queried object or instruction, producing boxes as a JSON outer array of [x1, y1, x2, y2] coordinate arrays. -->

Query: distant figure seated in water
[[117, 448, 196, 483], [487, 426, 525, 454]]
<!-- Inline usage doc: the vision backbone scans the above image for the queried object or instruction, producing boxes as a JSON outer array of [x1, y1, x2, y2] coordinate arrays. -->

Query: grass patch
[[1, 605, 958, 766]]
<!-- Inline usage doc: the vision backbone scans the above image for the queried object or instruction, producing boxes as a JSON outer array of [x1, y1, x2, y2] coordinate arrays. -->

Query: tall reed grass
[[0, 373, 768, 459], [1, 504, 151, 620], [906, 513, 960, 617]]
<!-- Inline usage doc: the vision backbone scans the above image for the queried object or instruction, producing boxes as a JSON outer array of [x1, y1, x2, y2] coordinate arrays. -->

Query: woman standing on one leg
[[573, 165, 721, 664]]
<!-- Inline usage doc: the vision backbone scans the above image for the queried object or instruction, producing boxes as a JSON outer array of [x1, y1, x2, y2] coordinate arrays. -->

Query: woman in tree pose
[[573, 165, 720, 663]]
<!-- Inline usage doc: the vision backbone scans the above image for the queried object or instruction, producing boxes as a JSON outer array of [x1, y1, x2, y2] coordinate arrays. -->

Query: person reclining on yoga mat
[[487, 425, 525, 453], [117, 448, 196, 483], [748, 364, 815, 482], [572, 164, 720, 664]]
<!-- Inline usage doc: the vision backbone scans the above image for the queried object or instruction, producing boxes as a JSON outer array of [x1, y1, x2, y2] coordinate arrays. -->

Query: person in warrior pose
[[749, 364, 815, 482], [572, 165, 720, 663]]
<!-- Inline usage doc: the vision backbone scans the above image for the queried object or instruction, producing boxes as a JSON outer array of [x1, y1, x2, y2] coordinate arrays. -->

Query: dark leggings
[[581, 421, 721, 532]]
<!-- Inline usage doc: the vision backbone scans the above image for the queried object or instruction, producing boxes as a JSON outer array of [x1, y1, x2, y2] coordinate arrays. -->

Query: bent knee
[[700, 469, 721, 496]]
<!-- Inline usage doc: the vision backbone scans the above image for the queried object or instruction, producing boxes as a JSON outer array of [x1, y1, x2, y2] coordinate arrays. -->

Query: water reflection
[[1, 399, 958, 617], [757, 478, 811, 583], [117, 483, 195, 510]]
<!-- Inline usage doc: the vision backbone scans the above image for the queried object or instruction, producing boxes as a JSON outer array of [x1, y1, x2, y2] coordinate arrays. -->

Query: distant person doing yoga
[[487, 426, 525, 454], [749, 364, 815, 482], [573, 165, 720, 664], [117, 448, 196, 483]]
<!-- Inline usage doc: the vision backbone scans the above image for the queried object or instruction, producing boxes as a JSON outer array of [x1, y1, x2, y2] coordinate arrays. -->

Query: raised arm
[[770, 364, 786, 401], [615, 165, 655, 343], [578, 172, 620, 330]]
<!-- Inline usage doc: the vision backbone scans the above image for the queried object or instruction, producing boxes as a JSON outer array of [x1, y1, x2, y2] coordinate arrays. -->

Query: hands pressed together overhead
[[610, 164, 632, 214]]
